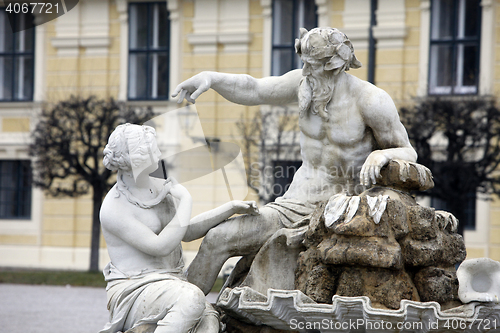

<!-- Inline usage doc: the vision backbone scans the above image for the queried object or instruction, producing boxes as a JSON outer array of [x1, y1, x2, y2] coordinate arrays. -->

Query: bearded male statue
[[173, 28, 417, 295]]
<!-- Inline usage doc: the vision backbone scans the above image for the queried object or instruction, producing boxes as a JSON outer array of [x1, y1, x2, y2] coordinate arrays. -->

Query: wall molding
[[372, 0, 407, 49], [187, 0, 252, 54], [261, 0, 272, 77], [417, 0, 430, 96], [342, 0, 371, 49], [478, 0, 495, 95], [51, 0, 111, 56], [315, 0, 330, 27]]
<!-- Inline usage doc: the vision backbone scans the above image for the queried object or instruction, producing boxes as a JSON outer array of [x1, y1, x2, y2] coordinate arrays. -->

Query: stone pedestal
[[295, 161, 465, 311], [217, 161, 480, 331]]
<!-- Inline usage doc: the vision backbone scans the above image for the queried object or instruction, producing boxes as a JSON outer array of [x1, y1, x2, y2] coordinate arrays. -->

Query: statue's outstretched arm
[[183, 200, 258, 242], [172, 69, 302, 106]]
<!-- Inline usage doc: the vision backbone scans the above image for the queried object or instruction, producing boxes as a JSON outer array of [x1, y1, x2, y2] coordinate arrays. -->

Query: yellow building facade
[[0, 0, 499, 270]]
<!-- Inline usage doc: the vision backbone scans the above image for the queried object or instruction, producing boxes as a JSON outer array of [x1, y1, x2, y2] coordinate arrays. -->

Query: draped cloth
[[100, 263, 217, 333], [266, 197, 316, 229], [222, 198, 315, 295]]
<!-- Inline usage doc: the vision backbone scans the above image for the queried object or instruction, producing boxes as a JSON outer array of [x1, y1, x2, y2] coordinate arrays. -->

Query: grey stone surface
[[0, 284, 219, 333], [407, 205, 438, 241], [0, 284, 108, 333], [413, 266, 461, 309]]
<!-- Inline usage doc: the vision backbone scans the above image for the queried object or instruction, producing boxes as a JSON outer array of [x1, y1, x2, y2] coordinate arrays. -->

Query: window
[[431, 193, 476, 230], [0, 9, 35, 101], [270, 160, 302, 202], [429, 0, 481, 95], [0, 160, 32, 219], [272, 0, 317, 76], [128, 2, 170, 100]]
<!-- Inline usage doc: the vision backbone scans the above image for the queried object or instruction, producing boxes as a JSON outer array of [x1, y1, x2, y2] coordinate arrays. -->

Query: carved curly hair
[[295, 27, 362, 75], [103, 123, 157, 172]]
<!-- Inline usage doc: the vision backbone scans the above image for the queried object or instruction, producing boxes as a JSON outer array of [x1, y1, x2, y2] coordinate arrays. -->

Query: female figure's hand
[[231, 200, 259, 216], [165, 177, 191, 201]]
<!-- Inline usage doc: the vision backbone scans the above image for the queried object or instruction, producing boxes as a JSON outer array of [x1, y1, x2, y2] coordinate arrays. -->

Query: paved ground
[[0, 284, 218, 333]]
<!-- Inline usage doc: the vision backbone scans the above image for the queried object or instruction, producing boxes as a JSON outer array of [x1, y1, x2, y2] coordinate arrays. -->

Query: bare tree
[[30, 95, 153, 271], [235, 107, 301, 204], [400, 96, 500, 235]]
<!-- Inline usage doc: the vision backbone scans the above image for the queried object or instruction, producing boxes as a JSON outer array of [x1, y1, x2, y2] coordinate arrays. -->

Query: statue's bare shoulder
[[100, 186, 134, 232], [344, 74, 413, 151]]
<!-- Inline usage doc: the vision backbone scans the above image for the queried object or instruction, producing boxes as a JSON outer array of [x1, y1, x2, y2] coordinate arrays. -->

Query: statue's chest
[[300, 107, 366, 145], [131, 205, 166, 234]]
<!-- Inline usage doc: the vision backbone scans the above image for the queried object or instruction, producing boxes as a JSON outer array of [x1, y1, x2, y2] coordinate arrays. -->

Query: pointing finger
[[360, 165, 366, 185], [375, 165, 381, 180], [171, 84, 183, 97], [370, 166, 376, 185], [186, 94, 196, 104], [177, 89, 187, 104], [189, 85, 206, 101]]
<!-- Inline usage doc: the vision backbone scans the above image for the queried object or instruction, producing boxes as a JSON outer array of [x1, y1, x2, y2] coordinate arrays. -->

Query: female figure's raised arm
[[100, 184, 192, 257], [183, 200, 258, 242]]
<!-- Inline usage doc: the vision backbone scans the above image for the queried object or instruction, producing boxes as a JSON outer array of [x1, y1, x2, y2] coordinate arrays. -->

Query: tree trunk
[[448, 198, 467, 237], [89, 184, 104, 272]]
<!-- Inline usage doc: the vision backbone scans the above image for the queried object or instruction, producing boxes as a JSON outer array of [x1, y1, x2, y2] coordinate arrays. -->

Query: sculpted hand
[[171, 72, 212, 104], [360, 150, 390, 187], [165, 177, 191, 201], [231, 200, 259, 216]]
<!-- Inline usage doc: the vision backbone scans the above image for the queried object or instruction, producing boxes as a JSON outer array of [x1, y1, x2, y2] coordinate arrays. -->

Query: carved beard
[[298, 70, 334, 119]]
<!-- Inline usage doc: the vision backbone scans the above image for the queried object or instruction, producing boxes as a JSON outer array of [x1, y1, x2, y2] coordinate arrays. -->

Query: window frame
[[0, 8, 35, 102], [0, 160, 33, 220], [428, 0, 482, 96], [127, 1, 170, 101], [430, 192, 476, 230], [271, 0, 317, 77]]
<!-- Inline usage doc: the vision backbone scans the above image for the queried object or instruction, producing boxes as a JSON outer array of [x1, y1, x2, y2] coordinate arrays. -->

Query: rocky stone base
[[295, 161, 466, 311], [219, 161, 469, 330], [336, 266, 419, 310]]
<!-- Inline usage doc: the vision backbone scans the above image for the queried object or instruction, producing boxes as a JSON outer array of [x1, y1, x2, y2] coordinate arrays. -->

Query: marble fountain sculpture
[[173, 27, 500, 332], [99, 28, 499, 333]]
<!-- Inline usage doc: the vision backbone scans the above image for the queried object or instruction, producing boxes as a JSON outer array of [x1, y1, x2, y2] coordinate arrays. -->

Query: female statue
[[99, 124, 257, 333]]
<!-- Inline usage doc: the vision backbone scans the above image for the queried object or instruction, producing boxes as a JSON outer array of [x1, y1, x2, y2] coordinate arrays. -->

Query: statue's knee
[[178, 284, 206, 317], [201, 228, 223, 254]]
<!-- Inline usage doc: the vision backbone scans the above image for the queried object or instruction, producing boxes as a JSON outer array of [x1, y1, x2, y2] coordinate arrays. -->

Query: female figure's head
[[103, 124, 160, 178]]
